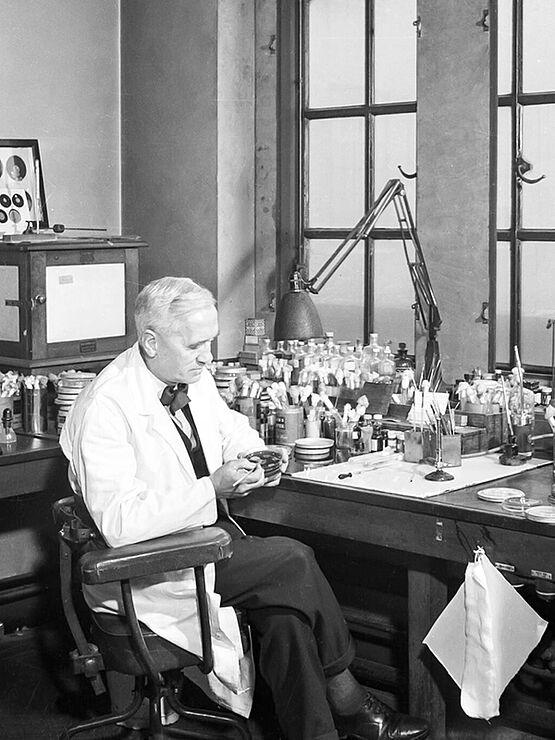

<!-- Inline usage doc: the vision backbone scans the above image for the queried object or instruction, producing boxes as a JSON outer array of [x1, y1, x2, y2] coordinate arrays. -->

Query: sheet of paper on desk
[[292, 452, 550, 499], [422, 550, 547, 720]]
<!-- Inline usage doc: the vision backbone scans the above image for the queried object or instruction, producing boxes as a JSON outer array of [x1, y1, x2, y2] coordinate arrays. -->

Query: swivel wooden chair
[[52, 496, 251, 739]]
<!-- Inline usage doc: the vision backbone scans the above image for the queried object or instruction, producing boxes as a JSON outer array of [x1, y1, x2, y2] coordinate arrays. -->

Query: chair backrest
[[52, 495, 234, 684], [52, 495, 107, 695]]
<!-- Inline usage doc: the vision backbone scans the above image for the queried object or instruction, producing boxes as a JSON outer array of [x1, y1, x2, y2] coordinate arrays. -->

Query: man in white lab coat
[[60, 276, 429, 740]]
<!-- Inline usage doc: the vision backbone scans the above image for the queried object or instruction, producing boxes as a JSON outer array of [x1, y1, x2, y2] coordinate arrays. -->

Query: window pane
[[374, 113, 416, 228], [522, 104, 555, 228], [497, 0, 512, 96], [374, 0, 417, 104], [307, 0, 365, 108], [373, 240, 415, 353], [307, 117, 365, 228], [306, 238, 364, 340], [497, 107, 512, 230], [521, 242, 555, 366], [523, 0, 555, 93], [496, 242, 510, 366]]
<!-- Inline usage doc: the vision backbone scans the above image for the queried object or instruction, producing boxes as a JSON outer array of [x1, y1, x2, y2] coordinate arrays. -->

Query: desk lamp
[[274, 178, 442, 380]]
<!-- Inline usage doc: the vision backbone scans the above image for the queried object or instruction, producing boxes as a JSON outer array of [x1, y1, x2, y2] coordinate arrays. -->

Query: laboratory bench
[[231, 459, 555, 739], [0, 436, 554, 737], [0, 435, 69, 630]]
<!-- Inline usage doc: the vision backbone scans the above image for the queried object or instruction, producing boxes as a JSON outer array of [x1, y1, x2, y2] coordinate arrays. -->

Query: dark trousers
[[215, 531, 355, 740]]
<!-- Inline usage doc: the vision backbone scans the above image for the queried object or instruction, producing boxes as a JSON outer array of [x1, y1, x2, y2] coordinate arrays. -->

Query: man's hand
[[210, 459, 265, 498]]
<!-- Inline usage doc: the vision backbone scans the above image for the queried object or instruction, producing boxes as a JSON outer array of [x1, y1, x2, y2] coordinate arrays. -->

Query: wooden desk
[[0, 435, 66, 501], [230, 463, 555, 738], [0, 436, 68, 607]]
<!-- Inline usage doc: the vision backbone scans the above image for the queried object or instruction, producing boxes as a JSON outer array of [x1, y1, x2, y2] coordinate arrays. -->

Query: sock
[[326, 668, 367, 716]]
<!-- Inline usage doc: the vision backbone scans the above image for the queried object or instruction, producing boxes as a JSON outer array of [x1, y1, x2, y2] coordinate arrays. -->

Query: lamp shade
[[274, 271, 323, 341]]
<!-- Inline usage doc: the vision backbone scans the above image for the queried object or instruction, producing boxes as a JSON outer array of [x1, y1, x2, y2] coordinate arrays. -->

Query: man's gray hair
[[135, 277, 216, 336]]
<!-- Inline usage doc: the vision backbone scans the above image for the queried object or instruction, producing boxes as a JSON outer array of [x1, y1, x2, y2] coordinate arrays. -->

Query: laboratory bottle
[[394, 342, 413, 371], [305, 408, 321, 438], [289, 340, 302, 384], [361, 334, 381, 381], [321, 410, 337, 441], [378, 346, 395, 382], [351, 417, 363, 454], [372, 414, 384, 452], [0, 408, 16, 451], [305, 339, 317, 364], [360, 414, 373, 452], [508, 380, 535, 459], [324, 331, 337, 357], [368, 333, 380, 351], [341, 344, 357, 377]]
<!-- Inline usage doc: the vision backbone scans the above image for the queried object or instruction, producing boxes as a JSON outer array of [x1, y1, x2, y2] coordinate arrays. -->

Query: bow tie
[[160, 383, 191, 415]]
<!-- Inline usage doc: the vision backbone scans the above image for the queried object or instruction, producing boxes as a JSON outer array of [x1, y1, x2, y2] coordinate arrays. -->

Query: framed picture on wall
[[0, 139, 49, 234]]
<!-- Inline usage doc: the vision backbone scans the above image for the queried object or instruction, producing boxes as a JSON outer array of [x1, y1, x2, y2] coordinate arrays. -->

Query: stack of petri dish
[[55, 370, 96, 435], [294, 437, 334, 465], [244, 449, 283, 484], [213, 364, 247, 399]]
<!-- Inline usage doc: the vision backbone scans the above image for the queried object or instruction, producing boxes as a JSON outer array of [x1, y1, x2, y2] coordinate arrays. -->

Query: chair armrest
[[80, 527, 233, 585]]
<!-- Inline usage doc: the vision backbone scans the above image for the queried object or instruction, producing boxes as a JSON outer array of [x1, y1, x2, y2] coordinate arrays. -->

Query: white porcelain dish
[[294, 437, 334, 449]]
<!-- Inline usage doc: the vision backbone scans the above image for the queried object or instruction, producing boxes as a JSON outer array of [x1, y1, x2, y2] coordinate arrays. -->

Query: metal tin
[[275, 407, 304, 445]]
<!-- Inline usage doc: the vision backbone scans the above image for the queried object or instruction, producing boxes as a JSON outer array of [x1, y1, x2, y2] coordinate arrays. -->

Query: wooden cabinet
[[0, 235, 146, 372]]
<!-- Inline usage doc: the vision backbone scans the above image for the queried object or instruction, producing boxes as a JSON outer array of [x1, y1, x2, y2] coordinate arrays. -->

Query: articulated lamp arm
[[305, 179, 401, 295], [304, 178, 442, 379]]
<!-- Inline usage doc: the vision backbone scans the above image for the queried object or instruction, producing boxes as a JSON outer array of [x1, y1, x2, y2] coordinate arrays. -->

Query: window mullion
[[510, 0, 523, 362]]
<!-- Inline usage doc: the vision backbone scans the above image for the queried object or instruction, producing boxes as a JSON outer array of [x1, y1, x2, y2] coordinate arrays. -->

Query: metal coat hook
[[475, 301, 489, 324], [397, 164, 417, 180], [413, 16, 421, 38], [516, 155, 546, 185], [477, 9, 489, 31]]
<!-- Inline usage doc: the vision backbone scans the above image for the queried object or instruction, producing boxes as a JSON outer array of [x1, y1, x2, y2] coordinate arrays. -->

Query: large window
[[496, 0, 555, 373], [278, 1, 554, 373], [280, 0, 418, 350]]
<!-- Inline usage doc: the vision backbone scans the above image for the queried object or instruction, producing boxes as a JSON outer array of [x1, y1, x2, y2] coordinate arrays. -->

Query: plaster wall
[[122, 0, 259, 358], [0, 0, 121, 234], [417, 0, 491, 382]]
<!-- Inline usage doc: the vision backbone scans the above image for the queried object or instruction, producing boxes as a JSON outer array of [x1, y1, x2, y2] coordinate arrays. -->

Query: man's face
[[146, 305, 219, 385]]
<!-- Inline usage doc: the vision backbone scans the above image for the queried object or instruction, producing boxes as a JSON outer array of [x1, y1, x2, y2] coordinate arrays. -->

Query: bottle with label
[[378, 345, 396, 382], [0, 408, 16, 451], [324, 331, 337, 357], [371, 414, 384, 452], [360, 414, 373, 452], [321, 409, 337, 441], [351, 417, 363, 454], [361, 334, 381, 382]]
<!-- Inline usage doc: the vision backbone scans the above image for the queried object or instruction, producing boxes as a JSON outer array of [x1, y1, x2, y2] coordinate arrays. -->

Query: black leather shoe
[[335, 692, 429, 740]]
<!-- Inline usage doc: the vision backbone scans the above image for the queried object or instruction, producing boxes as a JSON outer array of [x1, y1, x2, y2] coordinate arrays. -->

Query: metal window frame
[[277, 0, 417, 345], [495, 0, 555, 373]]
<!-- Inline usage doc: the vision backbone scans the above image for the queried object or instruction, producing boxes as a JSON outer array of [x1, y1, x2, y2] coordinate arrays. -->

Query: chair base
[[59, 673, 251, 740]]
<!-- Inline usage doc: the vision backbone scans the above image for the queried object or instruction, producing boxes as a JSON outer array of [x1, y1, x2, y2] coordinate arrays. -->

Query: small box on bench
[[463, 411, 506, 449]]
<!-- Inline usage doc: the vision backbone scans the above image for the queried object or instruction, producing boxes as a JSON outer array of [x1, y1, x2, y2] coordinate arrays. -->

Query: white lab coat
[[60, 343, 264, 699]]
